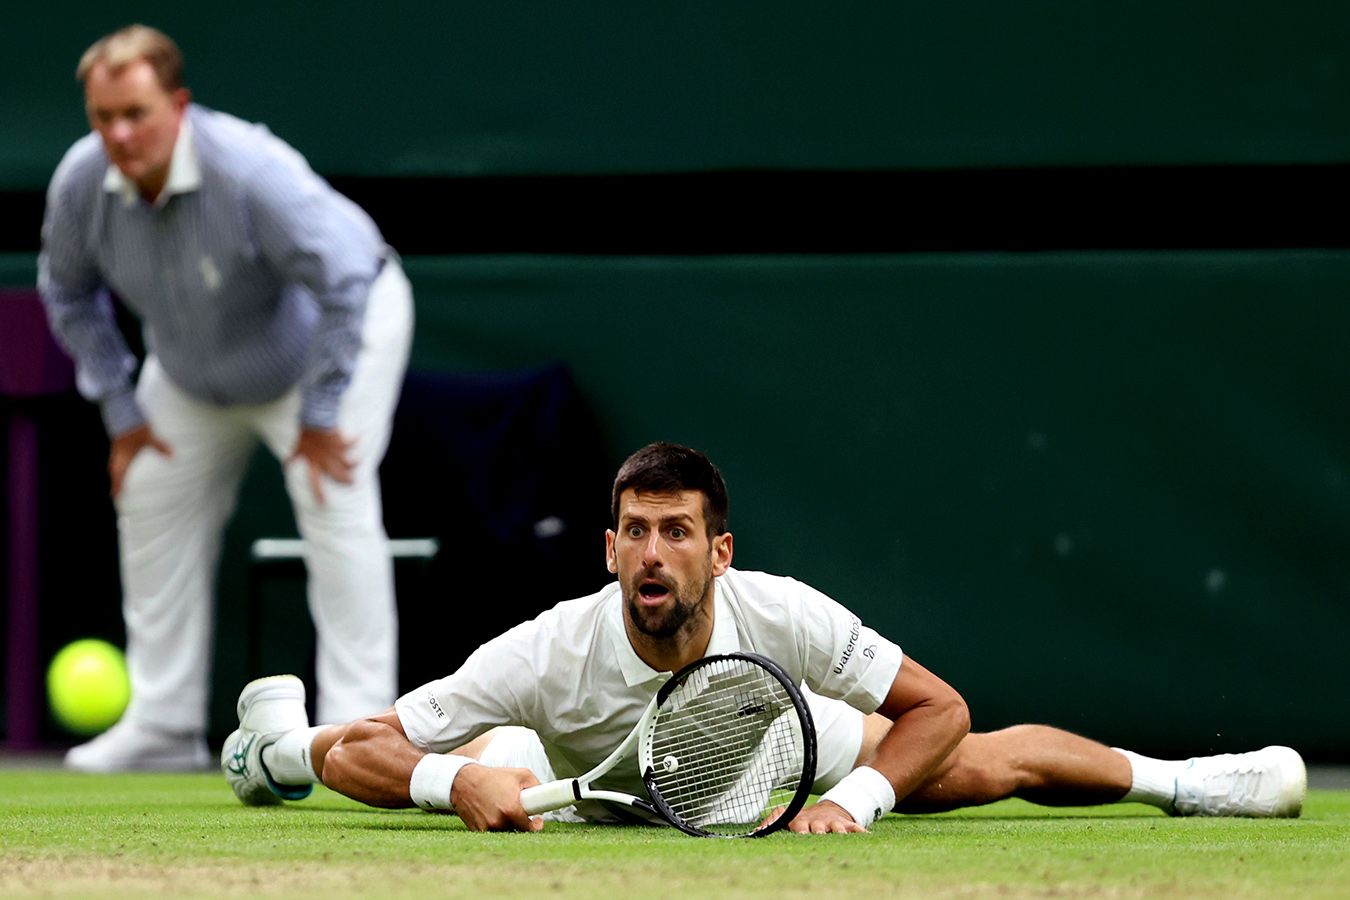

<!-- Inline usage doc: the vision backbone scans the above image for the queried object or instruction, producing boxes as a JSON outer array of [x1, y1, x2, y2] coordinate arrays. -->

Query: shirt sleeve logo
[[833, 615, 862, 675]]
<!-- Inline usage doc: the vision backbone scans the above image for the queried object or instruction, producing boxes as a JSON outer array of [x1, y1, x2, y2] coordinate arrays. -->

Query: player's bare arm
[[317, 709, 542, 831], [788, 656, 969, 834], [314, 709, 423, 807]]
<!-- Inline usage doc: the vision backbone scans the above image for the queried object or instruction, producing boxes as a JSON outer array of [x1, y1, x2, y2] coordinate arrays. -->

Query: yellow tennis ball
[[46, 639, 131, 735]]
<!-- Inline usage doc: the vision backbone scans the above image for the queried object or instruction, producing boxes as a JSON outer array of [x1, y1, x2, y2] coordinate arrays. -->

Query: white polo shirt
[[395, 568, 904, 819]]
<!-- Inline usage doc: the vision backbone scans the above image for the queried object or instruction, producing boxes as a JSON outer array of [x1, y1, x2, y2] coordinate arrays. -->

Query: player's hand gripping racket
[[519, 652, 816, 837]]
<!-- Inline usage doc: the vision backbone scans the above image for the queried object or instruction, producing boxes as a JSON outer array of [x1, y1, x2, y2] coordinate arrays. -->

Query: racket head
[[638, 652, 816, 838]]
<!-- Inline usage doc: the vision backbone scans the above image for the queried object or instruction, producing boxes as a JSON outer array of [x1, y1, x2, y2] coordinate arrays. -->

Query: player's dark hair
[[611, 442, 729, 538]]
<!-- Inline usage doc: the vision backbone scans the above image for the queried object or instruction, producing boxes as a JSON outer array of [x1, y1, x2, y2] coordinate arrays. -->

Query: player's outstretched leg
[[222, 675, 316, 806], [890, 724, 1307, 818], [1121, 745, 1306, 818]]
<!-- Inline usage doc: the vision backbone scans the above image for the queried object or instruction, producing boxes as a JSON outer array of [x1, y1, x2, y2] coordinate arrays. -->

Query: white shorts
[[477, 692, 865, 822]]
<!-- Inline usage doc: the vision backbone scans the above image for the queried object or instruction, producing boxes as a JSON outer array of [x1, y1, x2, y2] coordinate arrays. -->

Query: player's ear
[[711, 531, 733, 576], [605, 529, 618, 574]]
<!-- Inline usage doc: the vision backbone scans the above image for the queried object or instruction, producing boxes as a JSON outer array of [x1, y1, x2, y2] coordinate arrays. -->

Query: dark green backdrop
[[4, 2, 1348, 188]]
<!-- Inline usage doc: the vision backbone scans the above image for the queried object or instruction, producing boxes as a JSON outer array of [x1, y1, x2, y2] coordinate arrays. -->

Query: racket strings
[[653, 713, 800, 828], [654, 714, 801, 827], [646, 658, 808, 834]]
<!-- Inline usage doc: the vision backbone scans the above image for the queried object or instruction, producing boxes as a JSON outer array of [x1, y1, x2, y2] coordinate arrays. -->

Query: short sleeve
[[394, 622, 539, 753], [791, 580, 904, 713]]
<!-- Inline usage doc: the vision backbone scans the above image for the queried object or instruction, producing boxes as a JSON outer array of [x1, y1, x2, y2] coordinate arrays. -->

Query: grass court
[[2, 768, 1347, 898]]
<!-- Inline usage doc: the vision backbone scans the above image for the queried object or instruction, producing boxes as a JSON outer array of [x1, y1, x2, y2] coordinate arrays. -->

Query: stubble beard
[[624, 561, 714, 640]]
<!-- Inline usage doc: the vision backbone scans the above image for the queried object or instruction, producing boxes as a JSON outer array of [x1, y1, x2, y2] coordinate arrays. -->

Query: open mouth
[[638, 580, 671, 602]]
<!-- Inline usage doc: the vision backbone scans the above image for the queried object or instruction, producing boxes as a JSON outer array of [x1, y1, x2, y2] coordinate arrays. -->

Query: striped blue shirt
[[38, 105, 386, 434]]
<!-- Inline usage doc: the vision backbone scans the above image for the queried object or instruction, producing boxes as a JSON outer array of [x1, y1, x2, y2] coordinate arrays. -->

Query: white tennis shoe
[[1170, 745, 1306, 817], [64, 720, 210, 773], [221, 674, 313, 806]]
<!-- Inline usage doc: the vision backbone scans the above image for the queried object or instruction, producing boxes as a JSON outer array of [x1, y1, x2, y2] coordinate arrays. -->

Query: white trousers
[[116, 260, 414, 731]]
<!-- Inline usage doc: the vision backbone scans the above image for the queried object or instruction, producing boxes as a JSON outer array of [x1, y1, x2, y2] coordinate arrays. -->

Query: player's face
[[607, 489, 732, 641], [84, 59, 188, 199]]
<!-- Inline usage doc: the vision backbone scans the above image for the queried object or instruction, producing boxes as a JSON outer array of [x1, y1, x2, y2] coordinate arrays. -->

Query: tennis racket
[[518, 651, 816, 837]]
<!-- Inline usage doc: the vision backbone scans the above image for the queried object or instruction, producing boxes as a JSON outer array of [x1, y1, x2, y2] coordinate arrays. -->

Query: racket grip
[[520, 779, 578, 815]]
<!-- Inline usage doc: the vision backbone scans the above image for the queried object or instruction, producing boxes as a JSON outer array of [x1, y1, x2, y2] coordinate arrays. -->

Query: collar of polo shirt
[[103, 110, 202, 208]]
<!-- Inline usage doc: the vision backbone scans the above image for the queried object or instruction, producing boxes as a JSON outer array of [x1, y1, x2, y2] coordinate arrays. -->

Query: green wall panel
[[5, 2, 1349, 188], [0, 255, 36, 286]]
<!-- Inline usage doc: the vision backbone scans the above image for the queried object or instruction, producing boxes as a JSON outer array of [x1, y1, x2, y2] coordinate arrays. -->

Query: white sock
[[1114, 748, 1185, 807], [262, 725, 324, 785]]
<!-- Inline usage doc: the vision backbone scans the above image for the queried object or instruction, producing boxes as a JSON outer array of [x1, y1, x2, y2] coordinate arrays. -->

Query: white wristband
[[819, 765, 897, 829], [409, 754, 478, 812]]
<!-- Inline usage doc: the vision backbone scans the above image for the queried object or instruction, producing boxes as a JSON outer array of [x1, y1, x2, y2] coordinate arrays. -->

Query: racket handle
[[520, 779, 578, 815]]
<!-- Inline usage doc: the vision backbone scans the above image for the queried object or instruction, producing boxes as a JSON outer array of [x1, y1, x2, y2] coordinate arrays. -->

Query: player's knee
[[984, 725, 1057, 790], [943, 730, 1037, 796], [993, 724, 1047, 742]]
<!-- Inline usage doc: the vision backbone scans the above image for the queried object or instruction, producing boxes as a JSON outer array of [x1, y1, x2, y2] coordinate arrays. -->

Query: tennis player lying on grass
[[223, 442, 1307, 833]]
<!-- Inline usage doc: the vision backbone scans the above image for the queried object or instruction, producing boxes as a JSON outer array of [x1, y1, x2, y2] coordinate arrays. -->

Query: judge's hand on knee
[[288, 426, 356, 505], [108, 424, 173, 498]]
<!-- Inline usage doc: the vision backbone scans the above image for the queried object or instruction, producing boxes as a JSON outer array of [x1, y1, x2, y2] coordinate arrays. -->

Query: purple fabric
[[2, 288, 75, 747], [0, 289, 76, 397], [6, 414, 40, 747]]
